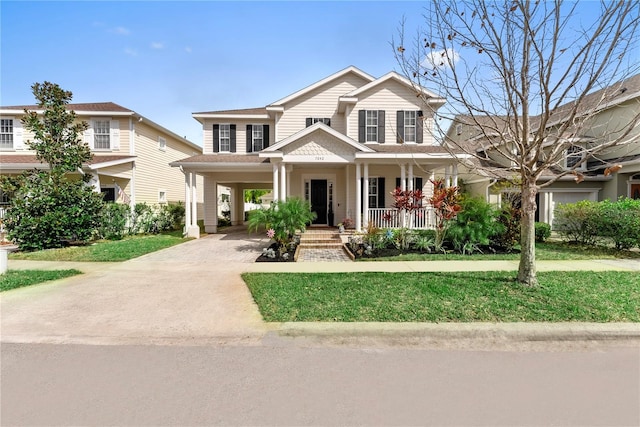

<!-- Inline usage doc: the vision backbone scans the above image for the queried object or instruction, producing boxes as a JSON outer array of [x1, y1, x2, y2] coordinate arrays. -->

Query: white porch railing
[[367, 207, 436, 230]]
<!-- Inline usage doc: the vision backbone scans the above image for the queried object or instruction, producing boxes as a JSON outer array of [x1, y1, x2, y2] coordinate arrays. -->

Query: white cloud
[[151, 42, 164, 49], [124, 47, 138, 57], [110, 26, 131, 36], [421, 48, 460, 70], [185, 46, 192, 53]]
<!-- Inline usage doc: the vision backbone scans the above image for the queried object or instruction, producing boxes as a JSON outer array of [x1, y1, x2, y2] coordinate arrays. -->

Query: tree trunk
[[518, 182, 538, 286]]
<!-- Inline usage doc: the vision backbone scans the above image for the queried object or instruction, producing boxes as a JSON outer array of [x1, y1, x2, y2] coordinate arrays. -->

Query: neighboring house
[[0, 102, 204, 221], [172, 66, 467, 237], [446, 74, 640, 226]]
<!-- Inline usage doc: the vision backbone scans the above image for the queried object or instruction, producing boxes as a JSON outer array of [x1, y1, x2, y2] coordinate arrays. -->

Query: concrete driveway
[[1, 227, 272, 345]]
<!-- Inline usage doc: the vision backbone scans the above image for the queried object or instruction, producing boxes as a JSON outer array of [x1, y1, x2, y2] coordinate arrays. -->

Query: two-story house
[[172, 66, 466, 237], [0, 102, 204, 219], [445, 73, 640, 226]]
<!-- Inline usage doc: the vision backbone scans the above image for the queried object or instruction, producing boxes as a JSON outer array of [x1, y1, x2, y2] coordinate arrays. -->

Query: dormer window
[[455, 124, 463, 136], [0, 119, 13, 149], [94, 120, 111, 150]]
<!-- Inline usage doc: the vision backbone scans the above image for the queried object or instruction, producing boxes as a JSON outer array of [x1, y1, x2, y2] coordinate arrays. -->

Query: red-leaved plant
[[428, 178, 462, 251]]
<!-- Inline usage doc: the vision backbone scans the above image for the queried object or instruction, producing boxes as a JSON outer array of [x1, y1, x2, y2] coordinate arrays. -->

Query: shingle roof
[[371, 144, 456, 154], [1, 102, 133, 113]]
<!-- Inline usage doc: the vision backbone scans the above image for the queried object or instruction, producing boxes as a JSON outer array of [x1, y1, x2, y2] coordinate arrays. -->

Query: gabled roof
[[343, 71, 445, 102], [192, 107, 269, 116], [260, 122, 375, 156], [268, 66, 376, 107]]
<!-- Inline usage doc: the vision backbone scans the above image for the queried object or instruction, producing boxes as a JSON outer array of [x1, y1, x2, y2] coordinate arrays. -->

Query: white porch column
[[286, 165, 292, 199], [400, 164, 406, 191], [363, 163, 369, 228], [408, 164, 414, 191], [452, 164, 459, 187], [346, 165, 351, 222], [88, 174, 101, 193], [280, 162, 287, 202], [186, 171, 200, 238], [445, 165, 451, 187], [355, 163, 362, 231], [211, 181, 218, 233], [272, 163, 279, 203], [184, 171, 191, 229]]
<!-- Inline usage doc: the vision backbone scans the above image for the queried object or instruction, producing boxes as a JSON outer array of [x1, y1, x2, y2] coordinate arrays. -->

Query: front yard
[[243, 271, 640, 322]]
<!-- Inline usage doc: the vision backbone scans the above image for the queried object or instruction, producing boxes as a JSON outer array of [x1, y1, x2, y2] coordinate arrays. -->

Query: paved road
[[2, 341, 638, 426]]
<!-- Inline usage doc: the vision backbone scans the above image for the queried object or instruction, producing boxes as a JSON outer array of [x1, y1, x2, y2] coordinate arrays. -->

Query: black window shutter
[[246, 124, 253, 153], [325, 118, 331, 127], [213, 124, 220, 153], [263, 125, 270, 148], [395, 177, 401, 189], [377, 177, 385, 207], [416, 110, 424, 144], [397, 111, 404, 144], [377, 110, 385, 143], [305, 118, 312, 127], [358, 110, 365, 142], [415, 177, 423, 190], [230, 124, 236, 153]]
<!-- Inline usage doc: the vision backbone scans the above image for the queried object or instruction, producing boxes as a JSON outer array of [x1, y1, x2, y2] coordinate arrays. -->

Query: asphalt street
[[2, 341, 639, 426]]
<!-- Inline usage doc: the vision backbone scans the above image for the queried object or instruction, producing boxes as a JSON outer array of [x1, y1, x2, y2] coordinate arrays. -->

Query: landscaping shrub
[[248, 198, 316, 257], [491, 203, 521, 252], [447, 197, 502, 253], [128, 202, 180, 235], [97, 202, 130, 240], [596, 198, 640, 250], [2, 173, 104, 251], [554, 200, 600, 245], [534, 222, 551, 242]]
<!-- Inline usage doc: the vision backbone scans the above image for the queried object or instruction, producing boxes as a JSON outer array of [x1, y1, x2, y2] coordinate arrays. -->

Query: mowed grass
[[243, 271, 640, 322], [9, 231, 189, 262], [360, 241, 640, 261], [0, 269, 82, 292]]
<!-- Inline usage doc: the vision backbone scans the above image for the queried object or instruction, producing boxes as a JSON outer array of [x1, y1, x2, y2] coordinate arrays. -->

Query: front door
[[310, 179, 327, 225], [631, 183, 640, 200]]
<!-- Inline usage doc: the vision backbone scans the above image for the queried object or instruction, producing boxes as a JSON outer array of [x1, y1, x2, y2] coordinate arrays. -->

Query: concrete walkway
[[2, 228, 639, 347]]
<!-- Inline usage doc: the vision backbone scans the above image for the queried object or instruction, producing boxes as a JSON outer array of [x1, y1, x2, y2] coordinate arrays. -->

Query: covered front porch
[[176, 123, 463, 237]]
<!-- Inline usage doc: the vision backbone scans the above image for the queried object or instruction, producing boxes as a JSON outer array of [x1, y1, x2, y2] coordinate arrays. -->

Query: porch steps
[[298, 228, 352, 262]]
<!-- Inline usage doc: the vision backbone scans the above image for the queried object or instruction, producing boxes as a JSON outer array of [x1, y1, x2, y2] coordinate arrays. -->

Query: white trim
[[193, 113, 270, 120], [88, 157, 136, 170], [343, 71, 445, 104]]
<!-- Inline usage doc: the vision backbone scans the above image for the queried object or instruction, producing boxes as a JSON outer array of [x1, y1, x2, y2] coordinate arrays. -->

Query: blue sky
[[1, 1, 428, 145]]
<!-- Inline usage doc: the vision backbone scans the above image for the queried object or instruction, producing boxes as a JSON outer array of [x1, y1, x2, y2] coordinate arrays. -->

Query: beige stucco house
[[0, 102, 204, 221], [445, 74, 640, 226], [172, 66, 467, 237]]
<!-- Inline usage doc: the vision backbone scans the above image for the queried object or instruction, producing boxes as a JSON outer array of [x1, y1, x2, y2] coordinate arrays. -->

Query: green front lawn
[[243, 271, 640, 322], [0, 269, 82, 292], [8, 231, 189, 262], [359, 241, 640, 261]]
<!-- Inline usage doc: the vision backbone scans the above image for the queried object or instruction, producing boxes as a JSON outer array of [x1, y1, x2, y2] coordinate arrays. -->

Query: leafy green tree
[[0, 82, 105, 251]]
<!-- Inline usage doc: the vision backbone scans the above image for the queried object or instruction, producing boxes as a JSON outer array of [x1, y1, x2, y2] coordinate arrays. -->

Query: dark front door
[[310, 179, 327, 225]]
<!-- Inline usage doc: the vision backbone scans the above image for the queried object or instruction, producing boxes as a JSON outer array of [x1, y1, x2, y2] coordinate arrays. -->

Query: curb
[[274, 322, 640, 342]]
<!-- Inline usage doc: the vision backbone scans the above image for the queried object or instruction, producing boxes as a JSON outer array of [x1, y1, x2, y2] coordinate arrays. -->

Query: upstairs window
[[366, 111, 378, 142], [404, 111, 416, 142], [305, 117, 331, 127], [252, 125, 263, 152], [219, 124, 231, 152], [94, 120, 111, 150], [0, 119, 13, 149], [565, 145, 585, 170], [396, 110, 423, 144], [245, 124, 269, 153], [158, 136, 166, 151], [358, 110, 386, 143]]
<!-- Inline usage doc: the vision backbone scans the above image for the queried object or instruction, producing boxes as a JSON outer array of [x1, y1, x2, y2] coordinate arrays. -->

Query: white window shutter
[[110, 120, 120, 150], [13, 119, 24, 150], [84, 122, 94, 150]]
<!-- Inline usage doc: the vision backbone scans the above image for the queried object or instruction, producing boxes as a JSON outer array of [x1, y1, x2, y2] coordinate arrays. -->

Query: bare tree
[[395, 0, 640, 286]]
